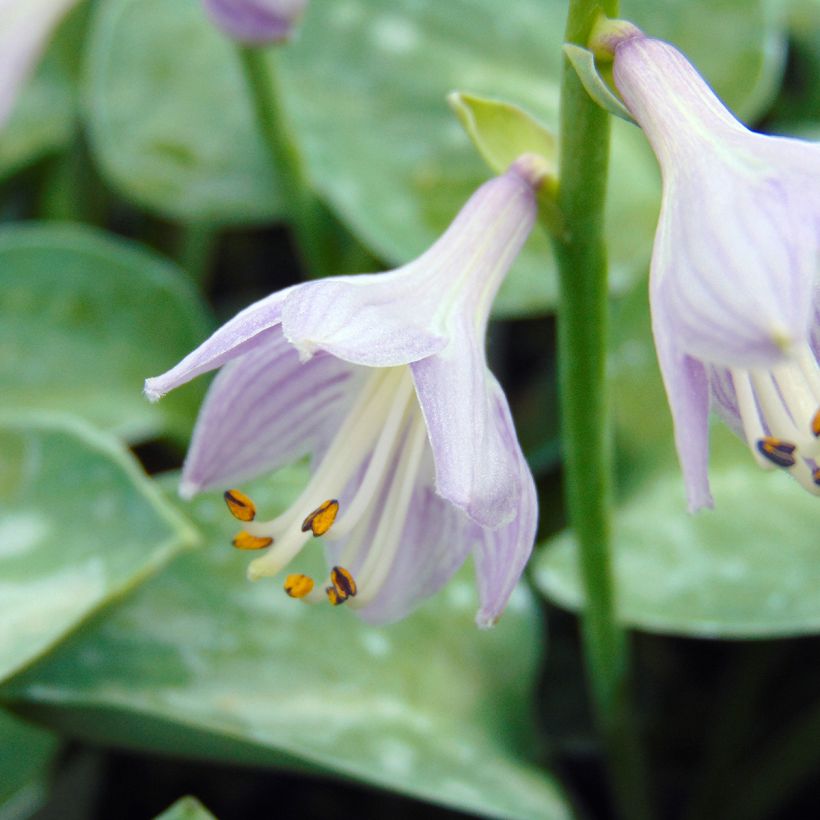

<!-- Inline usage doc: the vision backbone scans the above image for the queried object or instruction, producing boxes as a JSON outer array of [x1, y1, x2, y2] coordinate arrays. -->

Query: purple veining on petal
[[473, 378, 538, 627], [350, 449, 473, 625], [411, 334, 520, 528], [613, 35, 744, 167], [181, 328, 364, 495], [145, 287, 295, 401], [652, 298, 713, 511], [201, 0, 307, 44], [281, 166, 537, 368], [147, 162, 541, 624], [707, 366, 744, 439], [655, 170, 815, 367]]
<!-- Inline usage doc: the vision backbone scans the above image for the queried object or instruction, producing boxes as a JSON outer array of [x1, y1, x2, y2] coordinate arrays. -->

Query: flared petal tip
[[143, 378, 165, 404], [687, 487, 714, 514], [178, 479, 202, 501], [475, 609, 500, 629]]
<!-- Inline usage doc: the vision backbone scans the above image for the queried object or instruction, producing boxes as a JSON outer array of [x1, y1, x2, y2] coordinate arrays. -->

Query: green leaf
[[0, 223, 212, 443], [83, 0, 782, 316], [0, 415, 197, 684], [535, 428, 820, 638], [84, 0, 283, 223], [155, 797, 216, 820], [0, 709, 58, 812], [2, 469, 572, 820]]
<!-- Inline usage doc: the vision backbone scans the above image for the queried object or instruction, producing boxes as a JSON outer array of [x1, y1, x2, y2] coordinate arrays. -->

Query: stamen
[[330, 566, 357, 599], [326, 586, 346, 606], [283, 574, 315, 598], [224, 489, 256, 522], [814, 467, 820, 486], [301, 499, 339, 537], [756, 437, 797, 469], [347, 413, 428, 609], [232, 531, 273, 550], [812, 408, 820, 438]]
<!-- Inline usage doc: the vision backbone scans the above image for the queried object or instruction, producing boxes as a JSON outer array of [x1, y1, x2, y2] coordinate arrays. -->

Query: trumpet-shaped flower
[[145, 156, 544, 626], [0, 0, 80, 129], [610, 30, 820, 510], [202, 0, 308, 44]]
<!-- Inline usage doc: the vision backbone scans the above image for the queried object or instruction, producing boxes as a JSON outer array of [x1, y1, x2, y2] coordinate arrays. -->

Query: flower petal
[[411, 330, 522, 527], [144, 286, 295, 401], [652, 297, 713, 512], [280, 165, 537, 367], [180, 326, 364, 496], [281, 273, 448, 367], [351, 453, 473, 625], [472, 424, 537, 628], [613, 35, 745, 166], [201, 0, 307, 44], [653, 171, 816, 368]]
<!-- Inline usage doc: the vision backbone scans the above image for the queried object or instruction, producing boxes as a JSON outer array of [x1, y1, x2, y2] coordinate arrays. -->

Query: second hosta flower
[[146, 156, 544, 627], [610, 29, 820, 510]]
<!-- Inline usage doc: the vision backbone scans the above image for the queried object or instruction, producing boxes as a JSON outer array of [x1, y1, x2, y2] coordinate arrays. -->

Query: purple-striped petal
[[180, 326, 364, 496], [201, 0, 307, 44], [281, 273, 448, 367], [347, 450, 474, 625], [651, 164, 816, 368], [652, 296, 713, 512], [412, 335, 520, 528], [472, 394, 537, 627], [280, 162, 538, 368], [144, 286, 295, 401]]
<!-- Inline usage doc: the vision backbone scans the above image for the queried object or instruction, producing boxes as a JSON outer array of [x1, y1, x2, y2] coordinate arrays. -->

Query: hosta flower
[[0, 0, 80, 128], [145, 156, 544, 626], [610, 30, 820, 510], [202, 0, 308, 44]]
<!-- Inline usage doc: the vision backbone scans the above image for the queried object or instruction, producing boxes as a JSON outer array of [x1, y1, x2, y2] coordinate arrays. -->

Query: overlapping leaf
[[2, 469, 572, 820], [83, 0, 783, 316], [0, 223, 211, 443], [0, 415, 197, 683]]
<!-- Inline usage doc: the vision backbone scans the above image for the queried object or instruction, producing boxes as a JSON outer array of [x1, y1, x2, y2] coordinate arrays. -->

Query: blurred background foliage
[[1, 0, 819, 818]]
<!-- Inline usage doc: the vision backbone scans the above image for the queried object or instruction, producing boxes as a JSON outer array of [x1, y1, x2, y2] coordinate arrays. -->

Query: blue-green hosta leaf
[[0, 223, 211, 443], [0, 415, 197, 684], [536, 427, 820, 639], [83, 0, 282, 223], [83, 0, 782, 316], [1, 469, 572, 820], [0, 710, 58, 814]]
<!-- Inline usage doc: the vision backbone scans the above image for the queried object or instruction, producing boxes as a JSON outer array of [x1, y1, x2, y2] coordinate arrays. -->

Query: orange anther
[[301, 499, 339, 537], [232, 531, 273, 550], [284, 574, 315, 599], [224, 489, 256, 522]]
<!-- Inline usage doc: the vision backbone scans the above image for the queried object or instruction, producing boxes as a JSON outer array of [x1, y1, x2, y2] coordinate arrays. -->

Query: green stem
[[236, 46, 331, 277], [549, 1, 649, 818]]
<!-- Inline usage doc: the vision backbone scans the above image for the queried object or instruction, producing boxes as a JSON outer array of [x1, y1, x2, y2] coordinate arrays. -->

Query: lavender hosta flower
[[0, 0, 80, 128], [609, 30, 820, 510], [202, 0, 308, 45], [145, 156, 546, 627]]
